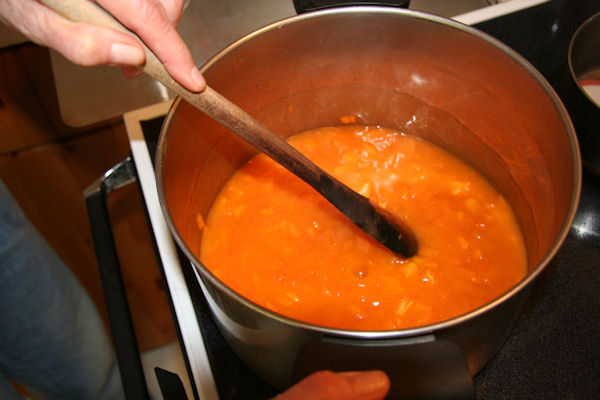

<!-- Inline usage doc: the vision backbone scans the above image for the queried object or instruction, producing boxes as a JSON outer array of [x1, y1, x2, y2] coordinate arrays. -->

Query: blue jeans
[[0, 181, 124, 399]]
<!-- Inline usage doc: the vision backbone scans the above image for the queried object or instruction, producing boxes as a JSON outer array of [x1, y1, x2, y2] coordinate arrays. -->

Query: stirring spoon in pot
[[44, 0, 418, 257]]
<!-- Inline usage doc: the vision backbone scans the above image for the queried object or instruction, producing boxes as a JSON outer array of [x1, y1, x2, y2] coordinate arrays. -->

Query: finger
[[338, 371, 391, 400], [0, 0, 145, 67], [273, 370, 390, 400], [98, 0, 205, 92], [45, 22, 146, 67], [121, 66, 143, 78]]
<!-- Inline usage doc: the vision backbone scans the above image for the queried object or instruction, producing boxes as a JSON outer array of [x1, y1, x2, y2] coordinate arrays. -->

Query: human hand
[[0, 0, 205, 92], [273, 370, 390, 400]]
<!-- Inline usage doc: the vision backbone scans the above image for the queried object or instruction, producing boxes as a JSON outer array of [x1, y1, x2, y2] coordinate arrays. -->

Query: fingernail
[[343, 371, 390, 399], [191, 67, 206, 91], [121, 66, 143, 79], [109, 43, 145, 66]]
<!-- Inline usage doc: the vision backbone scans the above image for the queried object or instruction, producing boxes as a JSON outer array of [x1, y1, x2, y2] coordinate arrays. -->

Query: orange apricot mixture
[[199, 125, 527, 331]]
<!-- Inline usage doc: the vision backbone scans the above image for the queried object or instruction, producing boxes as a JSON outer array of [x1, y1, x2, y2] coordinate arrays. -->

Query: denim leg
[[0, 181, 124, 400]]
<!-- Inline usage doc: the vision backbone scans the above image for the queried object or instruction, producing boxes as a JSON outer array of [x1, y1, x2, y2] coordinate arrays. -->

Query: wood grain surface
[[0, 43, 176, 352]]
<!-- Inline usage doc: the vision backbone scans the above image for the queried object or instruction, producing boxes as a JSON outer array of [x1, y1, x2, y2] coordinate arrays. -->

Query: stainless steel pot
[[156, 7, 580, 398], [565, 11, 600, 174]]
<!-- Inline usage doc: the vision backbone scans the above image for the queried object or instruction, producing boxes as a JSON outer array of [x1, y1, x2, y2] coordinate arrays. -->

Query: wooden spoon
[[44, 0, 418, 257]]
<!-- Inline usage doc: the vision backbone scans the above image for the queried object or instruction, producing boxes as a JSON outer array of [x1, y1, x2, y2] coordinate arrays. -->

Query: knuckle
[[69, 27, 101, 65], [137, 0, 170, 29]]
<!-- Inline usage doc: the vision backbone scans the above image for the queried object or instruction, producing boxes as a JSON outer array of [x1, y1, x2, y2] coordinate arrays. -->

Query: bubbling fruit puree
[[199, 125, 527, 331]]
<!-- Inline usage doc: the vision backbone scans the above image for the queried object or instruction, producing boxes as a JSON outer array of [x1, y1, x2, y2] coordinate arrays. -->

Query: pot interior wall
[[159, 10, 577, 294]]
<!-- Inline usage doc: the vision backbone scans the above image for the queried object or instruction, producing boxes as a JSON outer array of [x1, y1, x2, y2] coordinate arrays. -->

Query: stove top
[[122, 1, 600, 398]]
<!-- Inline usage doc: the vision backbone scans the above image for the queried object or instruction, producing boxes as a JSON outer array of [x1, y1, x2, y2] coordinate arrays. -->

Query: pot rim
[[568, 11, 600, 107], [156, 6, 582, 339]]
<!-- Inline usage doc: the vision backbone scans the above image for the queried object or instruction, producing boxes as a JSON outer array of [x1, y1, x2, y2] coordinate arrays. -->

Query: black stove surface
[[141, 1, 600, 398]]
